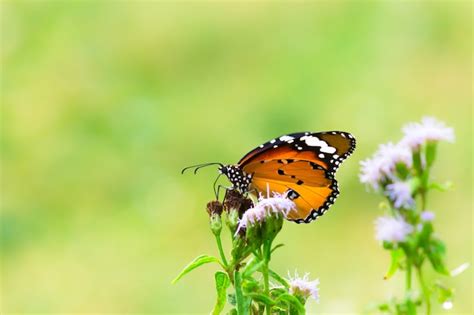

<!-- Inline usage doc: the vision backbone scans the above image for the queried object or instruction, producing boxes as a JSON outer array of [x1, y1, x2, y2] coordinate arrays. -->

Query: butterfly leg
[[215, 184, 233, 201]]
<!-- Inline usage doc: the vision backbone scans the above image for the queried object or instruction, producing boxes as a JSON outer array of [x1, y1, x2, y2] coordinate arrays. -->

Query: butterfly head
[[219, 164, 253, 192]]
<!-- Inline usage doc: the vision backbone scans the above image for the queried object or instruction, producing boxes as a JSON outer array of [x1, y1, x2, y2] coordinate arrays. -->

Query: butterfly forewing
[[239, 131, 355, 173]]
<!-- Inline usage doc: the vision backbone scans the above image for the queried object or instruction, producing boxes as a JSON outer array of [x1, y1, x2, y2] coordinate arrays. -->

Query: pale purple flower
[[359, 142, 412, 190], [375, 216, 413, 243], [236, 192, 295, 233], [420, 211, 435, 222], [287, 271, 320, 302], [386, 181, 415, 209], [401, 116, 455, 149]]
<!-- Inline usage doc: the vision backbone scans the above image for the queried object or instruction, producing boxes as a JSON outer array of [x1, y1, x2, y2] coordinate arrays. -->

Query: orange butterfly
[[184, 132, 356, 223]]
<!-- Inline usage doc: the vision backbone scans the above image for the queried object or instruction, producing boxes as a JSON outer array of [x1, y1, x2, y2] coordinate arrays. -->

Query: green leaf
[[246, 292, 274, 305], [428, 181, 453, 192], [425, 239, 450, 276], [276, 293, 305, 314], [271, 243, 285, 253], [243, 258, 264, 278], [418, 222, 433, 245], [269, 269, 289, 288], [172, 255, 222, 284], [226, 309, 237, 315], [434, 282, 454, 304], [212, 271, 230, 315], [384, 248, 403, 280]]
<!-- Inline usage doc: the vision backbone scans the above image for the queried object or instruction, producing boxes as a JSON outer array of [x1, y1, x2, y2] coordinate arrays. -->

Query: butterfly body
[[221, 131, 356, 223]]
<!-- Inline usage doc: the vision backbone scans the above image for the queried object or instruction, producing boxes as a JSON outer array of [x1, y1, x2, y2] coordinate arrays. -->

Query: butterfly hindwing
[[247, 159, 339, 223]]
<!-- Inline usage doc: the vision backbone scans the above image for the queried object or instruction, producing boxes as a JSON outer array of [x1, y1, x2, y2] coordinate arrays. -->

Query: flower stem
[[262, 240, 272, 315], [406, 257, 412, 290], [214, 234, 228, 267], [416, 265, 431, 315]]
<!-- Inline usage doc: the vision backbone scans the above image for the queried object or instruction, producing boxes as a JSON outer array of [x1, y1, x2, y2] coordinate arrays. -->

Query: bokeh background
[[1, 1, 472, 314]]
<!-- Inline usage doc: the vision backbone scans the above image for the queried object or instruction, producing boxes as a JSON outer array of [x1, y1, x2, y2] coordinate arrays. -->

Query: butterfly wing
[[247, 160, 338, 223], [239, 131, 356, 173], [240, 131, 356, 223]]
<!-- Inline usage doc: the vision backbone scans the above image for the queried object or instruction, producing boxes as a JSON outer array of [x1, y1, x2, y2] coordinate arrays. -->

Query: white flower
[[386, 181, 415, 209], [420, 211, 435, 222], [401, 116, 455, 149], [287, 271, 320, 302], [236, 192, 295, 233], [359, 142, 412, 190], [375, 216, 413, 243]]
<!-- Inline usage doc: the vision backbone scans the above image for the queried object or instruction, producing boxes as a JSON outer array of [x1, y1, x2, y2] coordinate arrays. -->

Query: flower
[[420, 211, 435, 222], [401, 116, 455, 149], [359, 142, 412, 190], [375, 216, 414, 243], [287, 271, 320, 302], [359, 155, 387, 190], [235, 192, 295, 233], [386, 181, 415, 209]]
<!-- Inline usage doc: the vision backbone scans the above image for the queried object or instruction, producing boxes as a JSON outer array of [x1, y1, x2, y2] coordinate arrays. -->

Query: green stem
[[214, 234, 228, 267], [420, 188, 427, 211], [234, 269, 248, 315], [406, 257, 412, 290], [416, 265, 431, 315], [262, 240, 272, 315]]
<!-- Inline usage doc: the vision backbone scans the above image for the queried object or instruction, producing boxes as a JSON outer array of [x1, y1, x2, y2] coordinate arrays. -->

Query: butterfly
[[183, 131, 356, 223]]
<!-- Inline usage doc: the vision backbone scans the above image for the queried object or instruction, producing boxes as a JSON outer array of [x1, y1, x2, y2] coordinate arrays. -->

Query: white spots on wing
[[348, 133, 353, 139], [270, 139, 276, 144], [318, 153, 325, 159], [279, 135, 295, 142], [300, 135, 337, 154], [259, 144, 264, 148], [273, 145, 278, 148], [333, 154, 339, 159], [320, 146, 336, 154]]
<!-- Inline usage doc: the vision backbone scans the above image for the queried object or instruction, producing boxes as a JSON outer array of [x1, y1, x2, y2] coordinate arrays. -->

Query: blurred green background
[[1, 1, 472, 314]]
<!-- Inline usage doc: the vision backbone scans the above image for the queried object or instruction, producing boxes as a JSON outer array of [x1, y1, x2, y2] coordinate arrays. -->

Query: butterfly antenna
[[181, 162, 224, 175]]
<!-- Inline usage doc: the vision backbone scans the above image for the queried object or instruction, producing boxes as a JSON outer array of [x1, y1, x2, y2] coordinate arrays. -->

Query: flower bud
[[227, 208, 240, 234], [206, 201, 223, 236], [206, 200, 223, 217], [209, 213, 222, 236]]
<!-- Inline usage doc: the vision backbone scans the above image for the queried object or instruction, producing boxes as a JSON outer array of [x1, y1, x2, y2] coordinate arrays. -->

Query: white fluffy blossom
[[375, 216, 413, 243], [236, 192, 295, 233], [386, 181, 415, 209], [287, 271, 320, 302], [401, 116, 455, 149], [359, 142, 412, 190]]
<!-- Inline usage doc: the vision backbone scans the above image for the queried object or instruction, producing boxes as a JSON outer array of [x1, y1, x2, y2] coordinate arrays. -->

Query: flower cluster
[[174, 189, 320, 314], [361, 117, 466, 314]]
